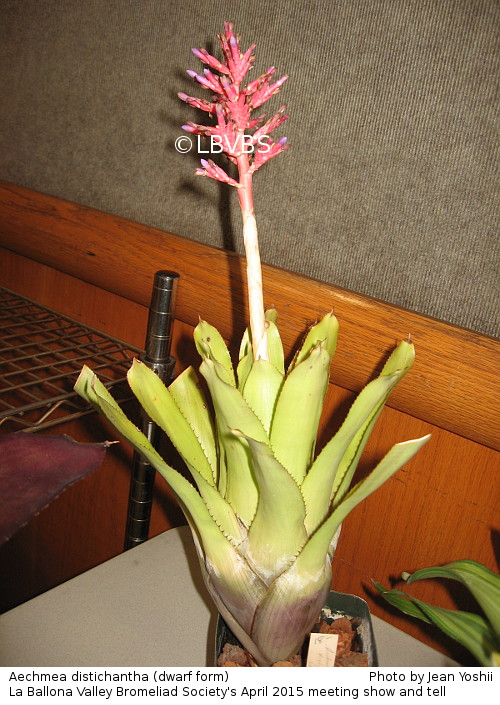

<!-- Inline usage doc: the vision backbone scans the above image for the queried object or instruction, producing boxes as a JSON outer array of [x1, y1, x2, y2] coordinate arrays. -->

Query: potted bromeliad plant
[[376, 560, 500, 666], [75, 22, 430, 666]]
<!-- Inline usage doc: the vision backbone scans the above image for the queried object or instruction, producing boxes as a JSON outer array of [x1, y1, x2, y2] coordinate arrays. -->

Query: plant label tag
[[306, 633, 339, 667]]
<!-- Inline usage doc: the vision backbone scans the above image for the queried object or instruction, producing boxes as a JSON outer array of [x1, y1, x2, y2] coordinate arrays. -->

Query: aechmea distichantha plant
[[75, 23, 430, 665]]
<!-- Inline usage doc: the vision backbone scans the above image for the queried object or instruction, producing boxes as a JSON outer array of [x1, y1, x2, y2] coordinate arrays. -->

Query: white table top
[[0, 526, 456, 667]]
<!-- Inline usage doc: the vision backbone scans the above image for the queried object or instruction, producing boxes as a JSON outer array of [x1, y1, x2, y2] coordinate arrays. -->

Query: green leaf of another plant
[[404, 560, 500, 641], [374, 581, 497, 666]]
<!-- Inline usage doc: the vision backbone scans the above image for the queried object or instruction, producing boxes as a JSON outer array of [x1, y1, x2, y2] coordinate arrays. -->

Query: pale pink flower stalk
[[179, 22, 289, 361]]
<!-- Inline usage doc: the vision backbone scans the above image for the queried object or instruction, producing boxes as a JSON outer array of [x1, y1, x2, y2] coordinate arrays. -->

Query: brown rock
[[217, 643, 249, 667], [338, 631, 356, 658], [336, 652, 369, 667], [320, 617, 353, 634]]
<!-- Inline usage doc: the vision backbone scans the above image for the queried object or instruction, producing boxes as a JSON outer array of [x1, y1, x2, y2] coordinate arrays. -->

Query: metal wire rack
[[0, 286, 143, 432]]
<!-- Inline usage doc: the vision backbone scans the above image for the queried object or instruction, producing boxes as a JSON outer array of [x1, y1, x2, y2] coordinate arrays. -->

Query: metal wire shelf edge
[[0, 286, 144, 432], [0, 404, 132, 434], [0, 286, 144, 352]]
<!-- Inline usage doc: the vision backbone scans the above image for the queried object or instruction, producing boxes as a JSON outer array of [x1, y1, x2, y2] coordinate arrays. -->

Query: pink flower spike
[[249, 135, 289, 173], [249, 74, 288, 109], [214, 102, 225, 122], [220, 75, 239, 102], [244, 67, 276, 95], [269, 75, 288, 93], [225, 97, 252, 131], [202, 68, 223, 92], [182, 122, 216, 138], [217, 22, 255, 84], [196, 158, 241, 188], [187, 69, 223, 93], [191, 47, 230, 74], [179, 23, 290, 362], [241, 43, 257, 69], [180, 23, 289, 167], [219, 23, 237, 63], [178, 92, 215, 114], [252, 106, 288, 142], [231, 43, 256, 84], [195, 75, 213, 90], [228, 36, 240, 62], [247, 115, 265, 130]]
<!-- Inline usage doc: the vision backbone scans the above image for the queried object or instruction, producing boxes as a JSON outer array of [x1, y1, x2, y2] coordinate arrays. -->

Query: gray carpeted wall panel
[[0, 0, 498, 336]]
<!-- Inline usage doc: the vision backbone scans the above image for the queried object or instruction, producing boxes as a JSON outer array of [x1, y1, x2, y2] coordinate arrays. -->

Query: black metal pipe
[[124, 270, 179, 550]]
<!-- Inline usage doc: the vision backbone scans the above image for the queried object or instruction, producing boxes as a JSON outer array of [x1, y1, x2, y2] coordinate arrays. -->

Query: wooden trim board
[[0, 180, 498, 451]]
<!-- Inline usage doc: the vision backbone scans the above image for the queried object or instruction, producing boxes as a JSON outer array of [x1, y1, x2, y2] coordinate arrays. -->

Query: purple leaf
[[0, 433, 107, 545]]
